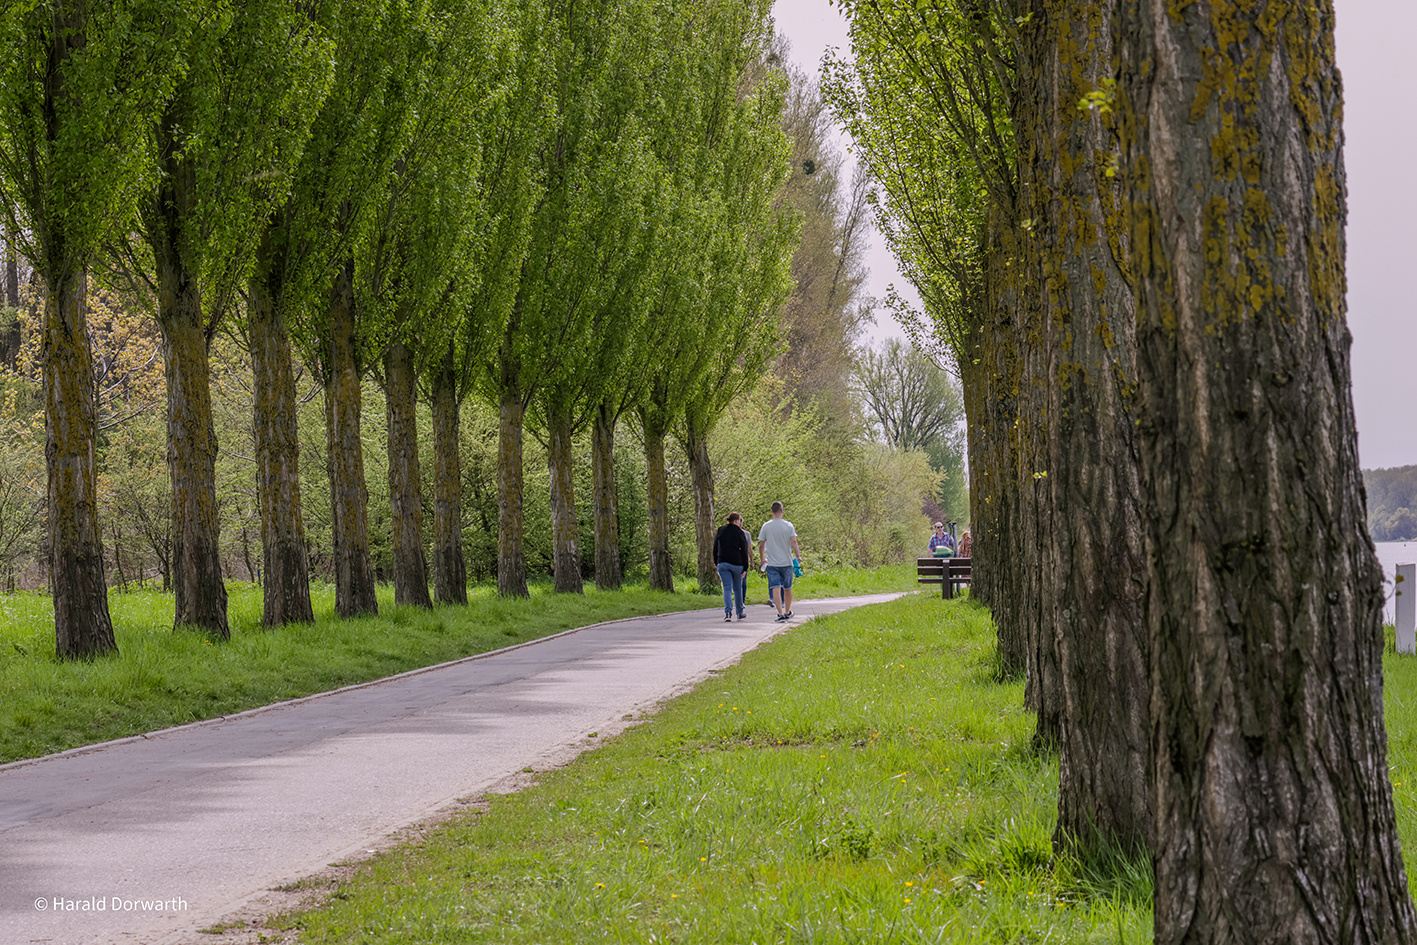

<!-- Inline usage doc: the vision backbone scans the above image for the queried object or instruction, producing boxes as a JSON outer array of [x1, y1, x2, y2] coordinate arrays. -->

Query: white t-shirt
[[757, 518, 797, 568]]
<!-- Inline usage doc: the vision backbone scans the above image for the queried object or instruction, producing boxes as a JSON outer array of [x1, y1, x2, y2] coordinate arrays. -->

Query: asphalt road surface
[[1, 593, 900, 945]]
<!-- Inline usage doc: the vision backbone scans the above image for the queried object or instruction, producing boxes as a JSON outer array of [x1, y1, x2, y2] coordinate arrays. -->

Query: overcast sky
[[770, 0, 1417, 471]]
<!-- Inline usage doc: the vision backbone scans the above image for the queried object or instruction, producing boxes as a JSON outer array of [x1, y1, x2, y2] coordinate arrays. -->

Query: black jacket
[[713, 523, 751, 568]]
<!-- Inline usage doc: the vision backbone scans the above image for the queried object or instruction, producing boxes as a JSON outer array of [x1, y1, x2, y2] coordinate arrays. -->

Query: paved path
[[0, 594, 900, 945]]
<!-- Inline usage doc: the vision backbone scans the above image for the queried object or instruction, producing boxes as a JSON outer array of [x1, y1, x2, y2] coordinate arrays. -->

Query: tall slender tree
[[677, 87, 796, 593], [0, 0, 188, 657], [831, 0, 1151, 860], [134, 0, 330, 636], [274, 0, 433, 618], [248, 211, 316, 627], [479, 0, 673, 598], [1117, 1, 1416, 937], [364, 1, 523, 609], [824, 0, 1022, 672], [423, 16, 549, 605]]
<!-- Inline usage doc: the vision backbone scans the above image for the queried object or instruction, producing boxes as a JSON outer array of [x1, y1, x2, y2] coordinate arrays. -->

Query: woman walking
[[714, 512, 753, 621]]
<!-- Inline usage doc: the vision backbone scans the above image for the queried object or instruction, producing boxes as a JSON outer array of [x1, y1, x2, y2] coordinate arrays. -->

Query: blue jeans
[[717, 562, 745, 616]]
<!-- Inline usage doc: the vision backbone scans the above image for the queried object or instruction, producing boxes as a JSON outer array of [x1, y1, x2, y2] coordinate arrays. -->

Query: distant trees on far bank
[[1364, 466, 1417, 541]]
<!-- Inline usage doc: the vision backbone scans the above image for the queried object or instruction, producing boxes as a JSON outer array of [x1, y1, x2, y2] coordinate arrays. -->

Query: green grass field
[[16, 573, 1413, 941], [0, 565, 914, 765], [276, 593, 1154, 944]]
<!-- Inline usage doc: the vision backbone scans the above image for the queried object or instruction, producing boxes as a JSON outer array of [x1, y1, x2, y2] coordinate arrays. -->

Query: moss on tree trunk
[[249, 230, 314, 628], [685, 423, 717, 593], [591, 403, 622, 591], [151, 147, 228, 638], [546, 397, 583, 594], [1015, 0, 1149, 859], [385, 339, 431, 608], [430, 342, 466, 605], [1119, 0, 1417, 936], [496, 389, 528, 598], [323, 261, 377, 618], [44, 265, 116, 659], [642, 410, 673, 593]]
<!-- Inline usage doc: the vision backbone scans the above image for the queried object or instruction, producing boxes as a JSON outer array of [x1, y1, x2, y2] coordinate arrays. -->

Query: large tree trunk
[[157, 296, 228, 636], [151, 146, 228, 637], [973, 209, 1026, 680], [1016, 0, 1149, 858], [546, 396, 583, 594], [384, 339, 431, 608], [1118, 2, 1417, 939], [642, 408, 673, 592], [324, 260, 377, 617], [684, 421, 717, 593], [249, 228, 314, 627], [496, 389, 528, 597], [44, 265, 116, 659], [591, 403, 622, 591], [430, 342, 466, 605]]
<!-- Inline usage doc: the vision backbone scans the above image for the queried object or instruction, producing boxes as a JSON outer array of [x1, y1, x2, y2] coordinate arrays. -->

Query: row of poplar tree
[[0, 2, 798, 659], [826, 1, 1413, 940]]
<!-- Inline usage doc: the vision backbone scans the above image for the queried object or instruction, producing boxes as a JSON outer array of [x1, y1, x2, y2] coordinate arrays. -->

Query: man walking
[[757, 501, 801, 622]]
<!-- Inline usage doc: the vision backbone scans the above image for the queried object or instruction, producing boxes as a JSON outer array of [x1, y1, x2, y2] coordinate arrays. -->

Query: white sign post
[[1397, 563, 1416, 655]]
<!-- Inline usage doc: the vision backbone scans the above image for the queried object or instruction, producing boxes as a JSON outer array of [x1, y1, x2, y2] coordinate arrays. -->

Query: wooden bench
[[917, 556, 972, 599]]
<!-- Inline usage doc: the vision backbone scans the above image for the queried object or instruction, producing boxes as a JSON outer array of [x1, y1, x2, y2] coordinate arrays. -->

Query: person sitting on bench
[[929, 522, 955, 557]]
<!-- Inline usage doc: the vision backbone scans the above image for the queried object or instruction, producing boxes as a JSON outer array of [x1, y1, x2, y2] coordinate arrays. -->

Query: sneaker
[[724, 614, 732, 622], [737, 612, 746, 620], [784, 612, 793, 619], [775, 613, 788, 622]]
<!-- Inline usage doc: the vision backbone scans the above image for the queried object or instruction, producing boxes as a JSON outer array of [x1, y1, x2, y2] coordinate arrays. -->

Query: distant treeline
[[1364, 467, 1417, 541]]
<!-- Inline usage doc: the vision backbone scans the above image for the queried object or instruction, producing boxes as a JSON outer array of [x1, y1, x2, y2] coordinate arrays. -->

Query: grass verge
[[0, 566, 915, 765], [276, 592, 1153, 944]]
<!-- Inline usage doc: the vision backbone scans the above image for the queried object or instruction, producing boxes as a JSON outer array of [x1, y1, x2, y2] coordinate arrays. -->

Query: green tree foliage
[[855, 339, 966, 522], [126, 0, 332, 636], [769, 51, 875, 413], [0, 0, 197, 657], [709, 376, 938, 569], [0, 0, 919, 636]]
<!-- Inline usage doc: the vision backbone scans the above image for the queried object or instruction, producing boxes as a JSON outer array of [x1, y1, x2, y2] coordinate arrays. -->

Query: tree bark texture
[[250, 230, 314, 627], [971, 209, 1027, 681], [44, 266, 116, 659], [384, 339, 431, 608], [1117, 2, 1416, 940], [546, 397, 584, 594], [497, 390, 529, 598], [642, 409, 673, 593], [151, 143, 228, 637], [591, 403, 622, 591], [431, 343, 467, 605], [324, 261, 377, 618], [685, 422, 718, 593], [1015, 0, 1149, 857]]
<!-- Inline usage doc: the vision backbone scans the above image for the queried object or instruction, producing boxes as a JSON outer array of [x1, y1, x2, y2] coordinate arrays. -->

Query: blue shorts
[[765, 565, 794, 591]]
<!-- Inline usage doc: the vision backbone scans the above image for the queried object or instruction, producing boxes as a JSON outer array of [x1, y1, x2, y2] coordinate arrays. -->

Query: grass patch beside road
[[278, 592, 1153, 944], [689, 561, 918, 602], [0, 566, 915, 765]]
